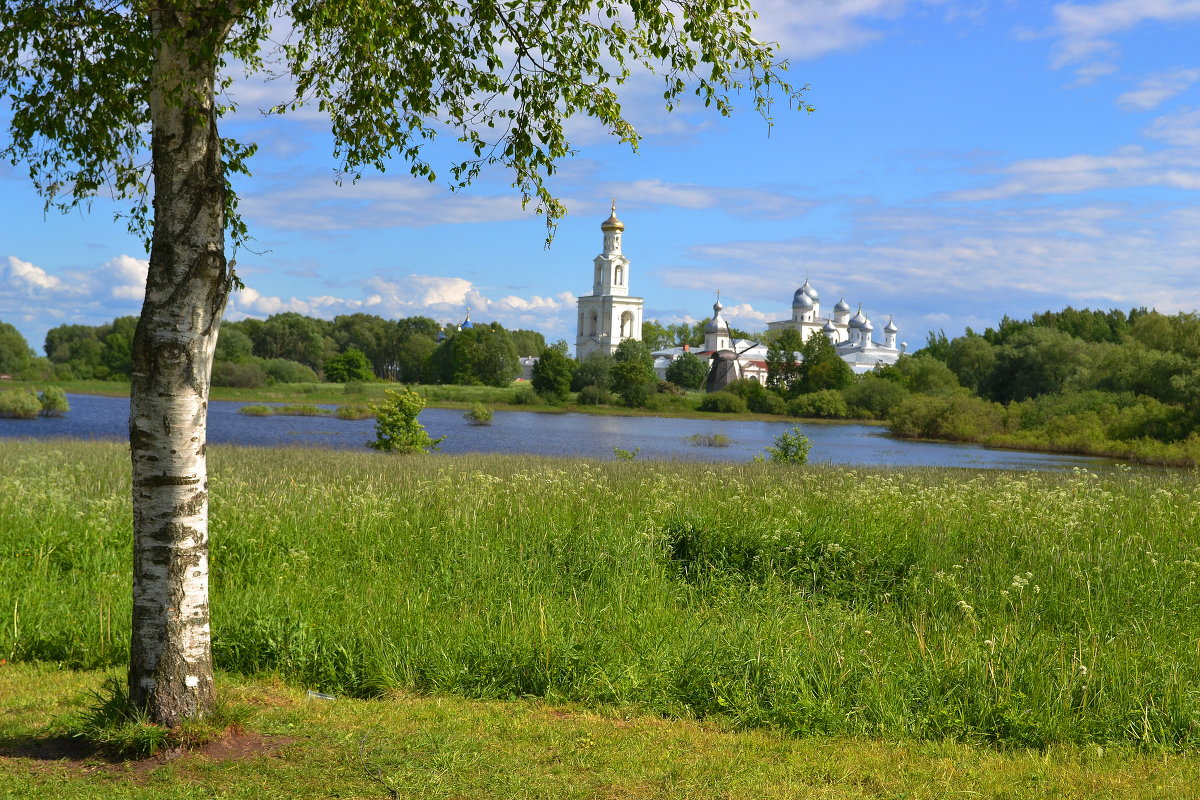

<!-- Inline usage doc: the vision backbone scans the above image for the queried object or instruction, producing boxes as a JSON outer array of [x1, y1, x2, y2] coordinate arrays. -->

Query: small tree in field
[[370, 389, 444, 453], [759, 426, 812, 464]]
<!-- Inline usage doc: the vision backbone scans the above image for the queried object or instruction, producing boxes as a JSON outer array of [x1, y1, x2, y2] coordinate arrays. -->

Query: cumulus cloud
[[6, 256, 65, 292], [1117, 68, 1200, 111], [106, 255, 149, 300]]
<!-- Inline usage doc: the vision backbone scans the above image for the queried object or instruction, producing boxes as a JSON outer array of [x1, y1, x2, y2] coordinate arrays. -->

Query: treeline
[[873, 308, 1200, 464], [1, 313, 547, 387]]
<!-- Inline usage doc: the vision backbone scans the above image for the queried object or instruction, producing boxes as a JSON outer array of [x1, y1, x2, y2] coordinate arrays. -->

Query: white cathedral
[[575, 206, 905, 379]]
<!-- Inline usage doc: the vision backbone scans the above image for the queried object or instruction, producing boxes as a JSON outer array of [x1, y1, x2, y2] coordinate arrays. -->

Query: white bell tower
[[576, 201, 645, 359]]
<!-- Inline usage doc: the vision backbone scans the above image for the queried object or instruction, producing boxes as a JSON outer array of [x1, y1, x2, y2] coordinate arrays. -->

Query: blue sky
[[4, 0, 1200, 355]]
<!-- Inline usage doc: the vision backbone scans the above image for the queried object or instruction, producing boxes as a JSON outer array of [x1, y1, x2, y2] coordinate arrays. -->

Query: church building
[[571, 206, 906, 381], [575, 203, 644, 360]]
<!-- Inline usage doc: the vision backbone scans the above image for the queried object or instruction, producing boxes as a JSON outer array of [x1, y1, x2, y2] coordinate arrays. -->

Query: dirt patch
[[0, 729, 294, 776]]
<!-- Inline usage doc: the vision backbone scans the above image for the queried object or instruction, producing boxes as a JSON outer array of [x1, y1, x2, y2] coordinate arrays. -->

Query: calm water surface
[[0, 393, 1141, 472]]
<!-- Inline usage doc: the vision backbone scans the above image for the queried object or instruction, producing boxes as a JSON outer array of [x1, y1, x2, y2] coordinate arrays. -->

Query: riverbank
[[5, 441, 1200, 749], [10, 378, 1199, 467], [3, 664, 1196, 799], [5, 378, 881, 424]]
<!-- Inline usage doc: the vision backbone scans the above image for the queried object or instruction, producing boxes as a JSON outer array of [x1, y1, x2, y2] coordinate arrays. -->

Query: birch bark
[[128, 4, 234, 726]]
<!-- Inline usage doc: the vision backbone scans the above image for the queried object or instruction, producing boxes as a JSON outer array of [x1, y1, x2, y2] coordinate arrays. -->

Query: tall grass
[[3, 440, 1200, 748]]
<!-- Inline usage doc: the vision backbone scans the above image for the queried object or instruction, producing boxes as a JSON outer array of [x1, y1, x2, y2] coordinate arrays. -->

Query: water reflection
[[0, 393, 1132, 472]]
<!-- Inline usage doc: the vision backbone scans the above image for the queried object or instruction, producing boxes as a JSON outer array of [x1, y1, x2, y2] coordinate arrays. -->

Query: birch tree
[[0, 0, 807, 726]]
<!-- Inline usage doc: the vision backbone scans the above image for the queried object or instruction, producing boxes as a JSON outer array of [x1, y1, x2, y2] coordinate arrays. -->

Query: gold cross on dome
[[611, 198, 616, 213]]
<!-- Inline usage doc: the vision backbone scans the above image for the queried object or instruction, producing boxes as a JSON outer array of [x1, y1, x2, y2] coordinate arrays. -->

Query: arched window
[[620, 310, 634, 338], [615, 266, 623, 285], [589, 310, 598, 337]]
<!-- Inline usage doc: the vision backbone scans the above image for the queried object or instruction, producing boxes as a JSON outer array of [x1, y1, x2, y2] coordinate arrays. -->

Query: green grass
[[4, 665, 1200, 799], [3, 441, 1200, 750]]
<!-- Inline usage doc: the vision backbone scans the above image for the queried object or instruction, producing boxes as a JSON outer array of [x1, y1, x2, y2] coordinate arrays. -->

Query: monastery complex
[[574, 206, 906, 382]]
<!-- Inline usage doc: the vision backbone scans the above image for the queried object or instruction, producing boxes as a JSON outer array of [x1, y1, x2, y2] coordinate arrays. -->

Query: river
[[0, 393, 1141, 472]]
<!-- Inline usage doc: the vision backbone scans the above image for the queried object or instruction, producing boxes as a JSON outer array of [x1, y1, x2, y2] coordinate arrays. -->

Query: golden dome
[[601, 199, 625, 231]]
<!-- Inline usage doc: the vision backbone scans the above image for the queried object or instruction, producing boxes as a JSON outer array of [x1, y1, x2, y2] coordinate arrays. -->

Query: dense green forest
[[0, 312, 547, 388]]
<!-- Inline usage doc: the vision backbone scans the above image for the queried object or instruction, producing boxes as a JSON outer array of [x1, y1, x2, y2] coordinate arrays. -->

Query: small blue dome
[[834, 298, 851, 313]]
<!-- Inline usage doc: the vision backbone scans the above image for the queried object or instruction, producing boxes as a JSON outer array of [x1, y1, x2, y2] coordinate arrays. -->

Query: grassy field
[[3, 441, 1200, 755], [4, 665, 1200, 799]]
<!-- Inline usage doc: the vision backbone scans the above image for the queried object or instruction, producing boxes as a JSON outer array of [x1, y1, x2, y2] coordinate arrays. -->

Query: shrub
[[273, 404, 328, 416], [335, 403, 374, 420], [888, 393, 1005, 441], [657, 380, 685, 396], [842, 375, 909, 419], [789, 390, 849, 419], [753, 391, 787, 415], [38, 386, 70, 416], [619, 380, 653, 408], [324, 349, 375, 383], [686, 432, 732, 447], [464, 403, 494, 425], [0, 389, 41, 419], [211, 360, 267, 388], [759, 426, 811, 464], [343, 381, 368, 395], [369, 389, 444, 453], [509, 388, 538, 405], [697, 392, 747, 413], [577, 385, 609, 405], [238, 405, 274, 416], [726, 378, 783, 414], [261, 358, 319, 384]]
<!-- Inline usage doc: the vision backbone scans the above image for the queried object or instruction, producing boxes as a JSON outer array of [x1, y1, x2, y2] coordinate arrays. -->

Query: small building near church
[[575, 204, 645, 360]]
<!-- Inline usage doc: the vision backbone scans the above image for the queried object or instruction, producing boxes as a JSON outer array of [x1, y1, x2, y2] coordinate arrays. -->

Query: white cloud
[[1049, 0, 1200, 78], [1144, 106, 1200, 146], [224, 274, 581, 339], [406, 276, 474, 307], [752, 0, 909, 59], [241, 177, 531, 231], [943, 146, 1200, 201], [598, 178, 814, 220], [6, 255, 64, 292], [1116, 68, 1200, 111], [106, 255, 149, 300]]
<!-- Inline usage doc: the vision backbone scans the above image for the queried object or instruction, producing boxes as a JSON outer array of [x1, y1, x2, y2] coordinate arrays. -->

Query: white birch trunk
[[129, 4, 234, 727]]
